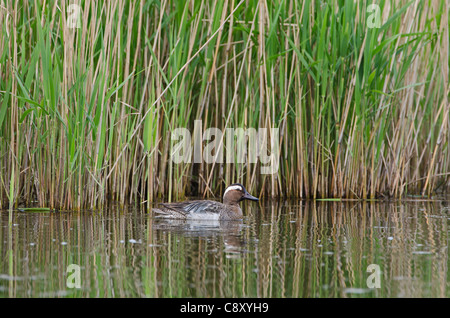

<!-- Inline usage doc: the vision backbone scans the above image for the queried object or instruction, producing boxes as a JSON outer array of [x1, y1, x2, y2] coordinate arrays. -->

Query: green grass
[[0, 0, 448, 209]]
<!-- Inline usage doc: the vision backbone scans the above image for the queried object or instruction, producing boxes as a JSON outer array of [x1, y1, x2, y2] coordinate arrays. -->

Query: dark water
[[0, 199, 449, 298]]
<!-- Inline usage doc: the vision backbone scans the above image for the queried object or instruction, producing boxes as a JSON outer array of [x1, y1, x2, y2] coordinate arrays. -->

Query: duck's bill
[[243, 192, 259, 201]]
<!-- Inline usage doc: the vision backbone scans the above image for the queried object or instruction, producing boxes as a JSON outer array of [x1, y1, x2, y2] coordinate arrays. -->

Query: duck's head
[[223, 183, 259, 205]]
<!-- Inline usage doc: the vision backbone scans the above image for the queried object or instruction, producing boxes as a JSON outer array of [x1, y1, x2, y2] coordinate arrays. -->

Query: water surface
[[1, 200, 449, 297]]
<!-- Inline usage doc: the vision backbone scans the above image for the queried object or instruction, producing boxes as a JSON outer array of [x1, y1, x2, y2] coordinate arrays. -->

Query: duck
[[152, 183, 259, 220]]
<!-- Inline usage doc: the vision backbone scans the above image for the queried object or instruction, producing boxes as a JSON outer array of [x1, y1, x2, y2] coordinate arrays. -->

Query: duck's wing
[[158, 200, 223, 219]]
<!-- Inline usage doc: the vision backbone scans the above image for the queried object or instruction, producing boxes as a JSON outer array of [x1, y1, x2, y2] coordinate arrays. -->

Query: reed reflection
[[0, 200, 448, 297]]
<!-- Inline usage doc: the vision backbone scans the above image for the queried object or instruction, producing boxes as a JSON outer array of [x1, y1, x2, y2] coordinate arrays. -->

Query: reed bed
[[0, 0, 448, 209]]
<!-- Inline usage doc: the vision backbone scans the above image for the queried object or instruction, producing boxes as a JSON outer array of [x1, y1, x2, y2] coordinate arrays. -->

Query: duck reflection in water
[[152, 218, 246, 256]]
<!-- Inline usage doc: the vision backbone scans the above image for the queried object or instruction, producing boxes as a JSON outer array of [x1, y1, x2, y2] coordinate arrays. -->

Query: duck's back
[[154, 200, 225, 220]]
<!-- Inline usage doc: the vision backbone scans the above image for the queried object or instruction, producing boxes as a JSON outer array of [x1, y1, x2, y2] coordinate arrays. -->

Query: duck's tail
[[152, 207, 186, 219]]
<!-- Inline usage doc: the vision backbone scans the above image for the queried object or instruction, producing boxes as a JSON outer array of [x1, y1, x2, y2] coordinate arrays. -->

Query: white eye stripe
[[223, 185, 243, 196]]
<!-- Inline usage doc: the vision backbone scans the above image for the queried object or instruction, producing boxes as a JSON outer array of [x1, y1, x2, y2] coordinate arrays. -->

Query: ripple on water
[[343, 288, 374, 295]]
